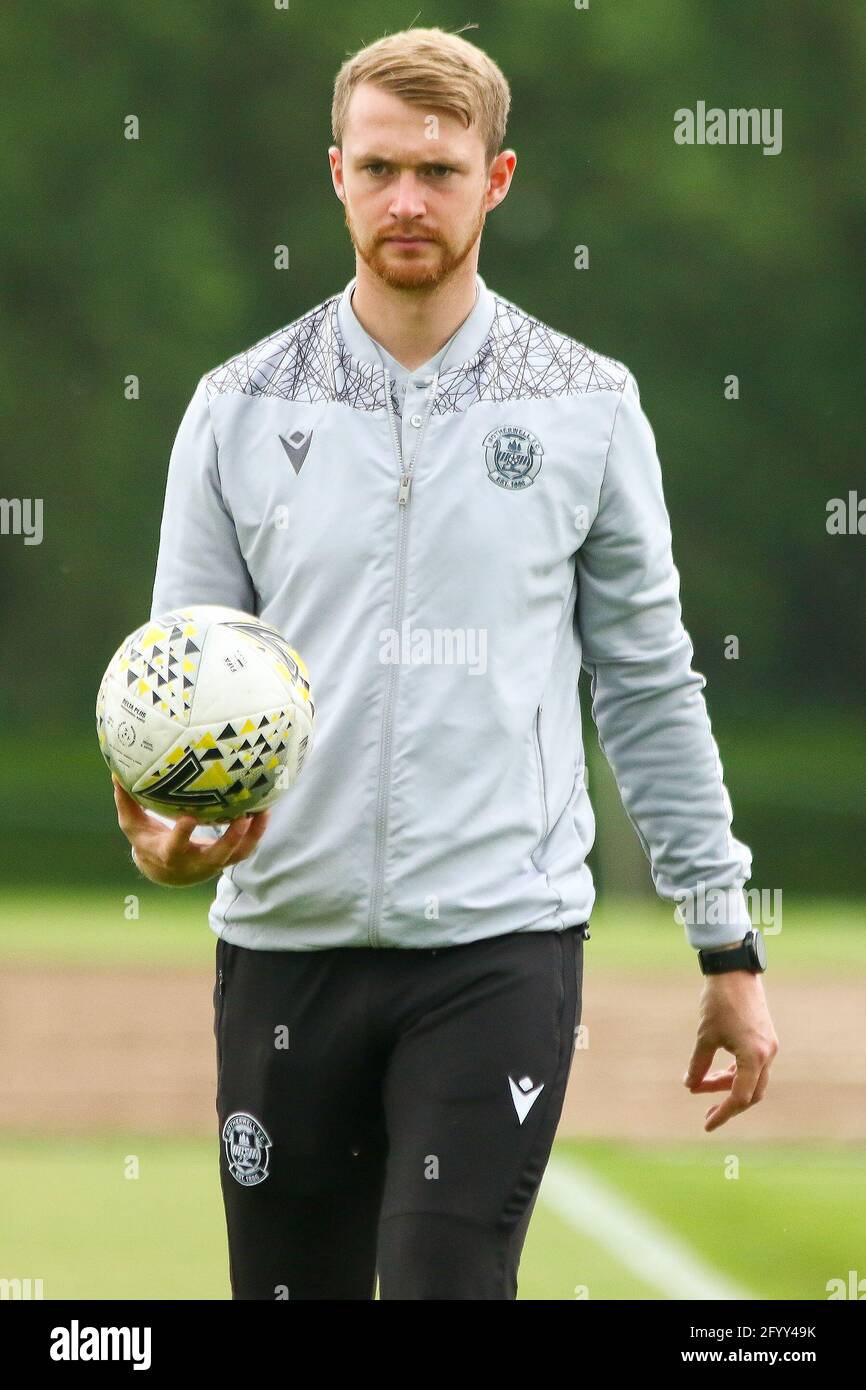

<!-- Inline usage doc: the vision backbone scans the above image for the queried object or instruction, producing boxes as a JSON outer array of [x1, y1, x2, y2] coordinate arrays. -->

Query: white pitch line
[[539, 1154, 754, 1301]]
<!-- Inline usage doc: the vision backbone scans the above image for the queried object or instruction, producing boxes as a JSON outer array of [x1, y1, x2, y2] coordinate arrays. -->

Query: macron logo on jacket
[[278, 430, 313, 474], [149, 273, 753, 954]]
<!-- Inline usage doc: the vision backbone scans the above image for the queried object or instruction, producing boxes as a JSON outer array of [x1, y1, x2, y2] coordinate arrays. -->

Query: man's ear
[[486, 149, 517, 210], [328, 145, 345, 202]]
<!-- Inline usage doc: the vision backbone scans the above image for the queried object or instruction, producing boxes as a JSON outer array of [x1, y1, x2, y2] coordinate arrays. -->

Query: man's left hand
[[684, 959, 779, 1131]]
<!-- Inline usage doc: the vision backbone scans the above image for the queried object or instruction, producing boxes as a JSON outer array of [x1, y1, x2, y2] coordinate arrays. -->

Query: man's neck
[[350, 261, 479, 373]]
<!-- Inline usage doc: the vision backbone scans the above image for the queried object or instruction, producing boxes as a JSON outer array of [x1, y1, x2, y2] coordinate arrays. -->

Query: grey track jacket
[[149, 273, 753, 952]]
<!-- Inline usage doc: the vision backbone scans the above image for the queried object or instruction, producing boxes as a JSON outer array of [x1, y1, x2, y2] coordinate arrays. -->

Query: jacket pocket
[[554, 927, 565, 1050], [213, 941, 226, 1080], [533, 705, 549, 841]]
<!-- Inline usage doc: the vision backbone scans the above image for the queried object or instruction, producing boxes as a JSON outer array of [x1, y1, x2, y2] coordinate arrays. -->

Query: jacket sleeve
[[574, 371, 753, 949], [149, 376, 257, 621], [146, 375, 254, 842]]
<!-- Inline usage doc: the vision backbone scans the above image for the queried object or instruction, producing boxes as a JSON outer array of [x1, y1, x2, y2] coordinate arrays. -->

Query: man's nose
[[388, 172, 427, 220]]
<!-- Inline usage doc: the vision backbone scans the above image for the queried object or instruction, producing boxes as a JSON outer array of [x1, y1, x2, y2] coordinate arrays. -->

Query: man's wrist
[[698, 929, 767, 976]]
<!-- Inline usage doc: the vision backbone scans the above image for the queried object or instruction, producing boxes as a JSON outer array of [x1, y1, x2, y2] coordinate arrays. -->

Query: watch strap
[[699, 930, 766, 975]]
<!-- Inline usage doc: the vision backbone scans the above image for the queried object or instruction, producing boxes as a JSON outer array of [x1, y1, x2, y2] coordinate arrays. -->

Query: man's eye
[[363, 164, 452, 178]]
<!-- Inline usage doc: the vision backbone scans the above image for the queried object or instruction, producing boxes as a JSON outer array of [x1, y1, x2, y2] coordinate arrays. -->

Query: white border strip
[[540, 1155, 754, 1300]]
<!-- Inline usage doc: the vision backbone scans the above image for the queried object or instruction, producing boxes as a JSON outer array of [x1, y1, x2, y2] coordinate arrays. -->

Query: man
[[113, 25, 778, 1300]]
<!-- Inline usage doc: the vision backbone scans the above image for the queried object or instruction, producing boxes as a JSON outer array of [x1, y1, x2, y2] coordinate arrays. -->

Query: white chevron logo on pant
[[509, 1074, 544, 1124]]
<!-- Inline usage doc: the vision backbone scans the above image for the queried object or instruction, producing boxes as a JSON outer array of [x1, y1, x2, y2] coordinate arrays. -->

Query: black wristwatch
[[698, 928, 767, 976]]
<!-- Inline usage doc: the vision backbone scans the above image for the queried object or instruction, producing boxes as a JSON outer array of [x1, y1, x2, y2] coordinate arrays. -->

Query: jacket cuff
[[674, 886, 754, 950]]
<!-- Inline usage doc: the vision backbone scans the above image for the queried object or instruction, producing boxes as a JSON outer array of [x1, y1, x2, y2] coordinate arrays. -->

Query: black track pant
[[213, 923, 586, 1300]]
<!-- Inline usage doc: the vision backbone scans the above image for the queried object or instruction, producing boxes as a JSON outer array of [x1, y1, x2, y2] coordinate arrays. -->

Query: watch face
[[751, 930, 767, 970]]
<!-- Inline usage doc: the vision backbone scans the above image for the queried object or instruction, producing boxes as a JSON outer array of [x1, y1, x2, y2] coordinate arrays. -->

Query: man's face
[[329, 83, 514, 291]]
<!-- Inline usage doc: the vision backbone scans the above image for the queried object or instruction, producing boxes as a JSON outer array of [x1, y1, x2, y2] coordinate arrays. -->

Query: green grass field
[[0, 1135, 863, 1300], [1, 888, 864, 974], [1, 887, 863, 1300]]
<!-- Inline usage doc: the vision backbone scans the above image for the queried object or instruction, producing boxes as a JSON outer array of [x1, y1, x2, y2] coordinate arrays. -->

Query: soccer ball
[[96, 605, 315, 822]]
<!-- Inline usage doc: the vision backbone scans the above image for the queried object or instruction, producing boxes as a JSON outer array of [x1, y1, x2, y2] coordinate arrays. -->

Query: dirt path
[[1, 966, 863, 1140], [561, 974, 866, 1141]]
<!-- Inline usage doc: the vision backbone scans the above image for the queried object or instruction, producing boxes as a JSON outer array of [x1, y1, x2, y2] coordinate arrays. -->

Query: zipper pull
[[397, 473, 413, 506]]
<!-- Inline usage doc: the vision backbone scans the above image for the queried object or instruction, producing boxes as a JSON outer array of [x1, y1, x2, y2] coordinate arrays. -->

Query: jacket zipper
[[367, 367, 440, 946]]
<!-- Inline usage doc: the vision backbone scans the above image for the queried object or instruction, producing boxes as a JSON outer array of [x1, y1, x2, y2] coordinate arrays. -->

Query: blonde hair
[[332, 24, 511, 167]]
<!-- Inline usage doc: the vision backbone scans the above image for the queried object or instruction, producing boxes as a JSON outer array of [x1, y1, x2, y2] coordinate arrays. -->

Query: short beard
[[343, 199, 487, 292]]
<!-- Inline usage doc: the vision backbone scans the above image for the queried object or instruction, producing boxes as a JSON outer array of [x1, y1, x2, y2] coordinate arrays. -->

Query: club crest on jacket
[[483, 425, 544, 490]]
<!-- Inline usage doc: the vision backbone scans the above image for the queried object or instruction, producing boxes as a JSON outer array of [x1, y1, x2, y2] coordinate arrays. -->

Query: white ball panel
[[190, 622, 292, 726], [100, 670, 184, 786]]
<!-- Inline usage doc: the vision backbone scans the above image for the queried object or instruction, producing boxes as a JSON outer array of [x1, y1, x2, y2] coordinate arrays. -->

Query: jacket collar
[[332, 272, 497, 376]]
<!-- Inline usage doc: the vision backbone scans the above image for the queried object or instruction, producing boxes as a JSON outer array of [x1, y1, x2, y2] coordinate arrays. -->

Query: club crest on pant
[[483, 426, 544, 490], [222, 1112, 272, 1186]]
